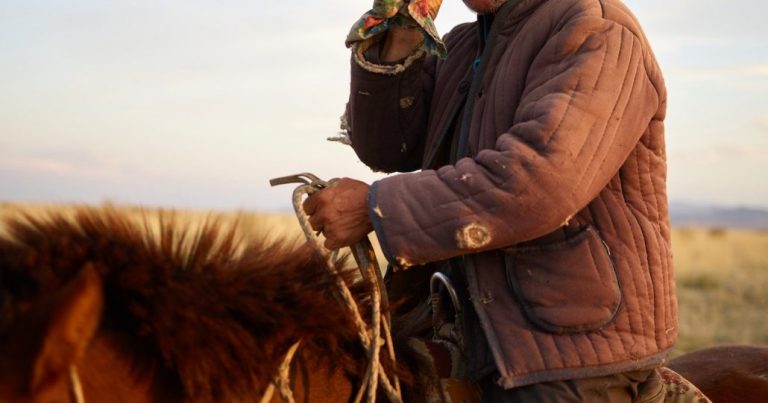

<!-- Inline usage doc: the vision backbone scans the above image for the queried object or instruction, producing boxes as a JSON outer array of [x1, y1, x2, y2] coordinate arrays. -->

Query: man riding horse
[[304, 0, 709, 401]]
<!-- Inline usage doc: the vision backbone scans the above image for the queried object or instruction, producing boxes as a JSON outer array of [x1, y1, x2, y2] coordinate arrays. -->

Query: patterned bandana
[[345, 0, 446, 58]]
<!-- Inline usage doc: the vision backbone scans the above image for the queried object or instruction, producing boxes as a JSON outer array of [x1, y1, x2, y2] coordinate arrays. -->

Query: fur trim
[[353, 40, 426, 75]]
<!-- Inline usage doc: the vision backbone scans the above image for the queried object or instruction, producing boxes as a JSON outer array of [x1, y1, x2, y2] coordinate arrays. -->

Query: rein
[[69, 365, 85, 403], [269, 173, 403, 403]]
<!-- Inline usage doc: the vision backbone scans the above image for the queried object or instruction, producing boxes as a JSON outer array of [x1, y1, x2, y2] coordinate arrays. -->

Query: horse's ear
[[28, 263, 104, 394]]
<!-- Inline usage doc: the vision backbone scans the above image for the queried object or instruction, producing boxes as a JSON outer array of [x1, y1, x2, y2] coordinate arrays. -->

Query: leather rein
[[69, 365, 85, 403], [269, 173, 402, 403]]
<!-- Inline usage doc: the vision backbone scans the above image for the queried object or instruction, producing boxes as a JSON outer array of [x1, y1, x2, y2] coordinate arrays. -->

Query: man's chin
[[462, 0, 507, 14]]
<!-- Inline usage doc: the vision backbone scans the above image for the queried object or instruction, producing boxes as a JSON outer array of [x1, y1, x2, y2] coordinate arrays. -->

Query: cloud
[[2, 156, 80, 177], [1, 0, 766, 210], [669, 144, 768, 164], [627, 0, 768, 40], [758, 116, 768, 132], [668, 64, 768, 81], [0, 148, 132, 180], [649, 35, 730, 54]]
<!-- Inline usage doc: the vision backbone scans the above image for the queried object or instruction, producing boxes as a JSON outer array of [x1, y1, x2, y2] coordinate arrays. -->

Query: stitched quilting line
[[567, 25, 614, 183], [542, 22, 616, 149], [622, 192, 652, 356], [584, 202, 623, 362], [580, 29, 642, 195], [575, 26, 630, 185], [632, 144, 663, 350], [643, 133, 671, 349], [629, 162, 667, 352], [653, 146, 674, 346], [592, 196, 633, 358]]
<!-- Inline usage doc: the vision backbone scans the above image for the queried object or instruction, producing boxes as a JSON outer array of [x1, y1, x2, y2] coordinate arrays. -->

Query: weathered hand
[[302, 178, 373, 250]]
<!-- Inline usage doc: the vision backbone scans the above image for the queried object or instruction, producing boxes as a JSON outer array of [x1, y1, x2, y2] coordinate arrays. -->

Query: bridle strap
[[259, 340, 302, 403], [69, 365, 85, 403]]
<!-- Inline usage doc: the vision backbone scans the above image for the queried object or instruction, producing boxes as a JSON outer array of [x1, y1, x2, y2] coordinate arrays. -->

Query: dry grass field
[[672, 227, 768, 355], [1, 202, 766, 356]]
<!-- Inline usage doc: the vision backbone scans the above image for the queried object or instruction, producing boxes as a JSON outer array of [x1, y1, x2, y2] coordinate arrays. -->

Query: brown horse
[[668, 345, 768, 403], [0, 209, 391, 402], [1, 208, 766, 402]]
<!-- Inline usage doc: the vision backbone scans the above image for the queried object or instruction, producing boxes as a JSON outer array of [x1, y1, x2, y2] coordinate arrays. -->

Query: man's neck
[[464, 0, 509, 14]]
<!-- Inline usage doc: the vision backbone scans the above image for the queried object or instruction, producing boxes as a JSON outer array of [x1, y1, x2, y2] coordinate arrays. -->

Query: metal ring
[[430, 272, 462, 315]]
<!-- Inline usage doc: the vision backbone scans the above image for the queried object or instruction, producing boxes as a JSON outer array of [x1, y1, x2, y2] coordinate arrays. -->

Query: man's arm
[[368, 15, 665, 267]]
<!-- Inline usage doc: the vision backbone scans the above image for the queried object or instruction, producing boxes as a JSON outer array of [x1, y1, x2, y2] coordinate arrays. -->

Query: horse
[[668, 345, 768, 403], [0, 208, 398, 402], [1, 208, 766, 402]]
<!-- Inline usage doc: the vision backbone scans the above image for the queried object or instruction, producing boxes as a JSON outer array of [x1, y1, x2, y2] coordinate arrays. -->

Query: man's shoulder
[[443, 21, 476, 47], [501, 0, 649, 61], [537, 0, 646, 39]]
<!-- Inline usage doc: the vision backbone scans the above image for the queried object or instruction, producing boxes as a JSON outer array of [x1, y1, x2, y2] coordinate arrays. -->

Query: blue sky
[[1, 0, 767, 211]]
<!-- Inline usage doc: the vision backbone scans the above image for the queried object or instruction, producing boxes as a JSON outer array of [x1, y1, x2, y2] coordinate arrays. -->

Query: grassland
[[672, 227, 768, 355], [1, 202, 766, 355]]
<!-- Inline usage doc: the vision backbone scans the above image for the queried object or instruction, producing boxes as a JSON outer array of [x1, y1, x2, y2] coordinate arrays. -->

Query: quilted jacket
[[347, 0, 675, 388]]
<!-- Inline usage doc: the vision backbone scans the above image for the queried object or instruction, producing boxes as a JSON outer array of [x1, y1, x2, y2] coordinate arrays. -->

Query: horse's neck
[[78, 333, 179, 403], [280, 348, 355, 403]]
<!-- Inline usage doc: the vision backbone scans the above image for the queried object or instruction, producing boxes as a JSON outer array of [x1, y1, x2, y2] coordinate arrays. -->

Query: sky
[[1, 0, 767, 212]]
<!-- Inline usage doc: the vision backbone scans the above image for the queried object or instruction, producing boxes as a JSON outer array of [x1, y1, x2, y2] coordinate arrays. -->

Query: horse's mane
[[0, 208, 367, 401]]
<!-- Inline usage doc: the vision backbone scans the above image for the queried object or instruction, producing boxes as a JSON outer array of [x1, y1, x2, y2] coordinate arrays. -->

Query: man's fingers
[[302, 193, 319, 216], [300, 178, 370, 251], [324, 236, 342, 251], [324, 239, 337, 250], [308, 212, 324, 232], [322, 224, 338, 249], [303, 184, 338, 216]]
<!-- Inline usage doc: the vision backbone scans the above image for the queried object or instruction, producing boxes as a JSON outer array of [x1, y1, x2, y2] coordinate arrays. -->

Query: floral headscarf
[[345, 0, 446, 58]]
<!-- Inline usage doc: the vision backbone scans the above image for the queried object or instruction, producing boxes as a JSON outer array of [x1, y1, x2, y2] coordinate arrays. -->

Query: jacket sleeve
[[368, 15, 665, 267], [347, 42, 437, 173]]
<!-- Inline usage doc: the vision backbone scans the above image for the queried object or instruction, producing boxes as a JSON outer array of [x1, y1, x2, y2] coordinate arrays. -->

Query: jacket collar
[[476, 0, 545, 42], [504, 0, 548, 19], [486, 0, 548, 32]]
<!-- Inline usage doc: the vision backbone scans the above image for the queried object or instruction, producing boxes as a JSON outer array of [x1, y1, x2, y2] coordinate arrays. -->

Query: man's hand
[[302, 178, 373, 250]]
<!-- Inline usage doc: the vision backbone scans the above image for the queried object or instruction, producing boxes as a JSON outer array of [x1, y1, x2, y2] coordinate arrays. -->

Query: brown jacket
[[347, 0, 675, 388]]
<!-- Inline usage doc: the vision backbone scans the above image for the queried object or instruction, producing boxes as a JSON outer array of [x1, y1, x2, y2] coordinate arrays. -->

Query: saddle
[[393, 270, 482, 403], [402, 337, 482, 403]]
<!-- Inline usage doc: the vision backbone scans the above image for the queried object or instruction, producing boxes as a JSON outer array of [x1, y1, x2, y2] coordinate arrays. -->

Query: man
[[304, 0, 685, 400]]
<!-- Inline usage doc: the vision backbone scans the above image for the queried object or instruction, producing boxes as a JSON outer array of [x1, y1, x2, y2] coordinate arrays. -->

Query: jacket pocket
[[503, 225, 621, 334]]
